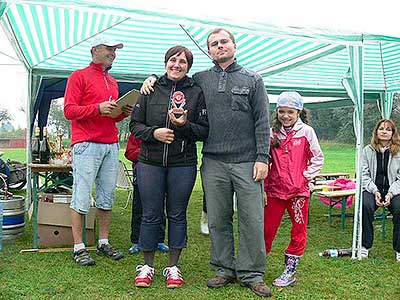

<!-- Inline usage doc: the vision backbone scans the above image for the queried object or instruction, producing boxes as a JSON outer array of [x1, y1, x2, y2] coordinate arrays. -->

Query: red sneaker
[[163, 266, 184, 288], [135, 264, 154, 288]]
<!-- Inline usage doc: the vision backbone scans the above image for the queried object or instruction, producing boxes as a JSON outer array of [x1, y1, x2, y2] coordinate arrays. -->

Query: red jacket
[[64, 62, 124, 146], [265, 119, 324, 200], [125, 134, 142, 162]]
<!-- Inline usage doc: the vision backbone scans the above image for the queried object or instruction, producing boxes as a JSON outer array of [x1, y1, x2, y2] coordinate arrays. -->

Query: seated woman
[[362, 119, 400, 261], [130, 45, 208, 288]]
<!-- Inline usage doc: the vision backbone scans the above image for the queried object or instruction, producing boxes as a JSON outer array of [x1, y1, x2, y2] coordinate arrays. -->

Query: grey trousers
[[201, 157, 266, 284]]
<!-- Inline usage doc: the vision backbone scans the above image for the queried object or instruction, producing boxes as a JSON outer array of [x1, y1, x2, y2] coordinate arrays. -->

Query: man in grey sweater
[[140, 28, 270, 297]]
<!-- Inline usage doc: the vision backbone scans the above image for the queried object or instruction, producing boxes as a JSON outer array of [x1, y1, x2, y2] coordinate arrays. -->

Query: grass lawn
[[1, 142, 399, 300]]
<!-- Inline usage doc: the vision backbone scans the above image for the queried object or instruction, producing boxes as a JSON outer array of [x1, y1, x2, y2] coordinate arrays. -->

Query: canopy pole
[[26, 69, 33, 207], [379, 92, 394, 119], [342, 45, 364, 260]]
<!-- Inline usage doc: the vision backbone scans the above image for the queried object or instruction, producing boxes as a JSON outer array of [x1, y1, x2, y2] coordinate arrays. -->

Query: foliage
[[311, 102, 386, 145], [0, 107, 11, 124], [0, 128, 25, 139], [2, 143, 400, 299], [117, 117, 130, 143], [47, 99, 71, 138]]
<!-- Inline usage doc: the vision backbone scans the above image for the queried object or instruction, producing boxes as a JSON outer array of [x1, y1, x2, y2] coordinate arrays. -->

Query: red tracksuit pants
[[264, 196, 309, 256]]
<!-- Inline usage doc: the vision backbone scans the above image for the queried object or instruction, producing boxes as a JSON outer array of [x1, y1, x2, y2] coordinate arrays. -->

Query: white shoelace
[[136, 264, 154, 278], [163, 266, 182, 279], [396, 252, 400, 261]]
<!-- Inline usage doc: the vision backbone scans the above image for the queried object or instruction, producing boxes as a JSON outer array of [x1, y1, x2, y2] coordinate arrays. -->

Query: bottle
[[319, 248, 352, 257], [39, 127, 50, 164], [31, 126, 40, 163]]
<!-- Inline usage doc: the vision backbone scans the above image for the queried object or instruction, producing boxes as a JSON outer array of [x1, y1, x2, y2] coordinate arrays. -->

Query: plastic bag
[[319, 177, 355, 208]]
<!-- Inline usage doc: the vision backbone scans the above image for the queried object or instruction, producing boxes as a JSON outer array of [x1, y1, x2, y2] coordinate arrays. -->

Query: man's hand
[[169, 108, 188, 127], [253, 162, 268, 182], [122, 104, 133, 116], [264, 191, 268, 206], [99, 101, 118, 115], [153, 128, 174, 144], [140, 76, 157, 95]]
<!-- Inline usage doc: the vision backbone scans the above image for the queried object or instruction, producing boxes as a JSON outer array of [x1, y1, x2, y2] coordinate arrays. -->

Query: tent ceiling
[[1, 0, 400, 98]]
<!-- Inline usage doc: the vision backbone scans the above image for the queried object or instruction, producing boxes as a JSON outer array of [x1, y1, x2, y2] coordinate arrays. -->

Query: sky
[[0, 0, 399, 128]]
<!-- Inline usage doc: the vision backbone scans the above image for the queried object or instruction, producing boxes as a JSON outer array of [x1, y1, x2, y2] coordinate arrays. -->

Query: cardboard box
[[37, 202, 97, 247], [37, 202, 96, 229], [38, 225, 95, 247]]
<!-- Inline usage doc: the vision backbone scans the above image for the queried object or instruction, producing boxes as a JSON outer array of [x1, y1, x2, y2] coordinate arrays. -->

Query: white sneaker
[[360, 247, 369, 258], [396, 251, 400, 262], [200, 211, 209, 235]]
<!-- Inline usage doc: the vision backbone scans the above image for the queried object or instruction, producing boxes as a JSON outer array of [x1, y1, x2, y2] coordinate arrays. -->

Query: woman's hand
[[153, 128, 174, 144], [169, 108, 188, 127], [264, 191, 268, 206], [382, 194, 392, 207], [375, 191, 384, 206]]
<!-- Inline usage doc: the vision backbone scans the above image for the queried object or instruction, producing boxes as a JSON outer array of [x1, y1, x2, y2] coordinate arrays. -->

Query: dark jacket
[[130, 75, 208, 167]]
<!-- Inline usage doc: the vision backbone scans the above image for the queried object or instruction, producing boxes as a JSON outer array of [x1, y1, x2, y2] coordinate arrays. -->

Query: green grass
[[0, 149, 27, 163], [320, 141, 356, 175], [1, 143, 400, 300]]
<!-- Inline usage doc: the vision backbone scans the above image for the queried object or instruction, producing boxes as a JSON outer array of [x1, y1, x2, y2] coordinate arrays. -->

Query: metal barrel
[[0, 195, 25, 240]]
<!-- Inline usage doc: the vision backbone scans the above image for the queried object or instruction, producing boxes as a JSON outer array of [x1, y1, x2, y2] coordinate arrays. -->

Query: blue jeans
[[70, 142, 119, 213], [137, 162, 197, 251]]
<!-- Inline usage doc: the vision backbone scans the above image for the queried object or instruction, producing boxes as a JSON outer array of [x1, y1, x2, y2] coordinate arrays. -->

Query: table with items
[[29, 163, 73, 249]]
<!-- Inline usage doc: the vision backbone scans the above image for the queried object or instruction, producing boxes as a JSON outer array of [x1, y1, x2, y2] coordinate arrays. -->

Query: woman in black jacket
[[130, 45, 208, 289]]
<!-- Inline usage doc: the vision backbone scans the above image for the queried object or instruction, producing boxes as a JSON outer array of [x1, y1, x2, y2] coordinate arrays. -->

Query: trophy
[[172, 91, 186, 109]]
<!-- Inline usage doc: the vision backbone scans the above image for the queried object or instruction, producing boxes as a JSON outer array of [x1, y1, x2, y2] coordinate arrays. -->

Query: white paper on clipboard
[[109, 89, 140, 118]]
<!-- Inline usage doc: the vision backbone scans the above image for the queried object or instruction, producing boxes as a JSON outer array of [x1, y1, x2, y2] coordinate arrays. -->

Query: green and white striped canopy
[[4, 0, 396, 257], [1, 0, 400, 99]]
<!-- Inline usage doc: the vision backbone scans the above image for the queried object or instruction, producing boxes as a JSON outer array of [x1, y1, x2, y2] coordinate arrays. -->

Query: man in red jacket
[[64, 35, 133, 266]]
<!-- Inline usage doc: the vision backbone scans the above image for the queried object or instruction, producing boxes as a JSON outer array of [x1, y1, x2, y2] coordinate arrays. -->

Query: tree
[[47, 99, 71, 138], [0, 107, 11, 124], [117, 117, 130, 142]]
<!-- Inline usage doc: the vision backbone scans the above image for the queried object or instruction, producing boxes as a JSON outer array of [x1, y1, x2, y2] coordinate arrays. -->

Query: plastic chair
[[374, 206, 389, 241], [116, 160, 133, 209]]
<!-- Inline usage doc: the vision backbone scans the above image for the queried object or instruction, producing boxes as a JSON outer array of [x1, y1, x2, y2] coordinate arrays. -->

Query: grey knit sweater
[[193, 61, 270, 164]]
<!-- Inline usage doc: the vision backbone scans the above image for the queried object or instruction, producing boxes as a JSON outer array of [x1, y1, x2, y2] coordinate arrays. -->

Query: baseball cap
[[91, 35, 123, 49], [276, 91, 304, 110]]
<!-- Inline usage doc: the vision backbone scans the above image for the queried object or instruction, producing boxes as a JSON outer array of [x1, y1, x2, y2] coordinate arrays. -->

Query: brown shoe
[[207, 276, 235, 288], [245, 281, 272, 297]]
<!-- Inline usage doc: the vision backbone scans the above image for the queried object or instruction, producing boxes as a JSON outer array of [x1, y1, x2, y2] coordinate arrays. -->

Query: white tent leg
[[342, 45, 364, 260]]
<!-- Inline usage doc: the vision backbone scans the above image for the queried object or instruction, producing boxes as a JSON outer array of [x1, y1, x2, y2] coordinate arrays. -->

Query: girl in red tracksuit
[[264, 91, 323, 287]]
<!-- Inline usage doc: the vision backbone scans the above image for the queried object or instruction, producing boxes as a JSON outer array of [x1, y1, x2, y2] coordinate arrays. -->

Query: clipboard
[[109, 89, 140, 118]]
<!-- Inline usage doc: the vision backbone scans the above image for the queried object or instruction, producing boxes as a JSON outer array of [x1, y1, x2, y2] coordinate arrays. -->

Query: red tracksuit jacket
[[265, 119, 324, 199], [64, 62, 125, 146]]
